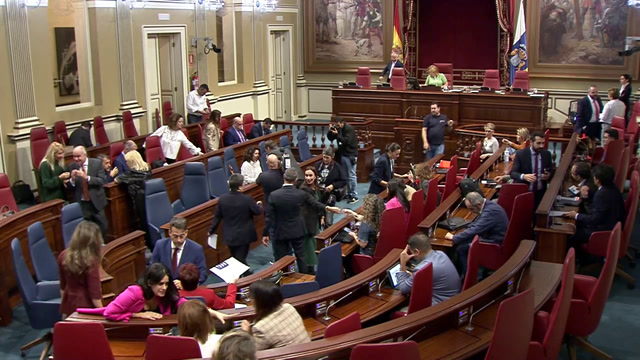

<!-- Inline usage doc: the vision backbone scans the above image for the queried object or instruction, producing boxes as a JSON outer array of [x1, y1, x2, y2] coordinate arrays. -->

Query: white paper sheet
[[210, 257, 250, 284], [208, 233, 218, 249]]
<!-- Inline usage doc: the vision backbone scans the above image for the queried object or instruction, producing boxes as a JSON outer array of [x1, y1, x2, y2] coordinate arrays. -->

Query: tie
[[172, 247, 179, 273], [592, 98, 600, 118], [238, 129, 245, 143], [81, 165, 91, 201], [533, 153, 540, 191]]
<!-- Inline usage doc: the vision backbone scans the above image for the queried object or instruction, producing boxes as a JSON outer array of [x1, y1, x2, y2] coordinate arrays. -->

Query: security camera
[[619, 36, 640, 56], [205, 40, 222, 54]]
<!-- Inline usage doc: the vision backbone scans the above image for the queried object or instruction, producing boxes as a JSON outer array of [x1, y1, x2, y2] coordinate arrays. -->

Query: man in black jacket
[[69, 121, 93, 148], [620, 74, 632, 125], [510, 131, 554, 208], [262, 168, 341, 273], [328, 117, 359, 204], [379, 51, 403, 82], [574, 85, 604, 140], [209, 174, 263, 266], [256, 154, 284, 209], [248, 118, 273, 139]]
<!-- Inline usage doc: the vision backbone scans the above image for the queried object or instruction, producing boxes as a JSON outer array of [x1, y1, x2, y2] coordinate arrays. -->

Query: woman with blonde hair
[[342, 194, 386, 256], [115, 150, 152, 243], [178, 300, 222, 356], [503, 127, 530, 151], [423, 64, 448, 88], [39, 141, 70, 202], [57, 221, 104, 317], [480, 123, 499, 160], [149, 113, 202, 163]]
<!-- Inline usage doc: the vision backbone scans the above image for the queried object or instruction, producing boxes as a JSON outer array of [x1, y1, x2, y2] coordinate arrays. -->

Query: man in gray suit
[[68, 146, 108, 238]]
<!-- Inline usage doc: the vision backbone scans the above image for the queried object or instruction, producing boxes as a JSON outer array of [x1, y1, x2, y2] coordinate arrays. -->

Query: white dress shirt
[[600, 99, 626, 125], [186, 90, 208, 115], [149, 125, 201, 160]]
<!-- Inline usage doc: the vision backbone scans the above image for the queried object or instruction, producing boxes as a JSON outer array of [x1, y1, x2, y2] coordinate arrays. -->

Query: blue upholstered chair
[[316, 243, 343, 288], [27, 222, 59, 282], [207, 156, 230, 198], [280, 281, 320, 298], [224, 146, 239, 179], [11, 238, 61, 359], [172, 162, 210, 213], [279, 135, 290, 150], [61, 203, 84, 248], [259, 141, 268, 171], [297, 129, 312, 162], [144, 179, 174, 248]]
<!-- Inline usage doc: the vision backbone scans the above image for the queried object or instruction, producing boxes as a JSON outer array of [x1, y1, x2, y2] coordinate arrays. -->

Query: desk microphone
[[323, 290, 355, 321], [465, 289, 509, 332], [404, 105, 413, 119], [376, 273, 389, 297]]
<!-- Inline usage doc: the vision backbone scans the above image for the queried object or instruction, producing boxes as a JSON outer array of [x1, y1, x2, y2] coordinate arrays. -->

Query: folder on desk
[[210, 257, 250, 284], [549, 211, 569, 217]]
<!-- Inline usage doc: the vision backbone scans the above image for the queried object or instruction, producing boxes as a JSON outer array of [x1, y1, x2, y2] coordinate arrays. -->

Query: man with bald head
[[223, 116, 247, 146], [113, 139, 138, 177], [575, 85, 603, 140], [256, 154, 284, 209], [68, 146, 108, 237]]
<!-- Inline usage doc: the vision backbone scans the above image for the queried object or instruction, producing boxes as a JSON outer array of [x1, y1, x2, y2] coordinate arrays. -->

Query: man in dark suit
[[379, 51, 403, 82], [256, 154, 284, 208], [328, 117, 359, 203], [574, 85, 604, 140], [262, 168, 341, 273], [151, 216, 208, 285], [113, 140, 137, 176], [510, 131, 554, 207], [620, 74, 632, 125], [248, 118, 273, 139], [223, 117, 247, 146], [570, 161, 597, 214], [209, 174, 263, 266], [565, 164, 625, 245], [69, 121, 93, 148], [68, 146, 108, 237]]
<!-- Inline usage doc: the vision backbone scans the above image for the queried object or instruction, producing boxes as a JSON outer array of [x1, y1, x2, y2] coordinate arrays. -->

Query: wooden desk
[[103, 130, 291, 242], [207, 256, 296, 294], [0, 199, 64, 325]]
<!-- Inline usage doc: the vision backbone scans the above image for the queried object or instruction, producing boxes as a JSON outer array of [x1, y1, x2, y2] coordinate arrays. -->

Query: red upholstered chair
[[439, 155, 459, 202], [350, 341, 420, 360], [562, 223, 621, 360], [351, 207, 407, 273], [177, 128, 195, 161], [527, 248, 575, 360], [484, 289, 535, 360], [324, 312, 361, 338], [459, 149, 480, 177], [0, 173, 19, 213], [405, 189, 424, 239], [53, 322, 114, 360], [53, 121, 69, 146], [463, 192, 534, 290], [625, 170, 638, 214], [612, 116, 626, 132], [497, 183, 529, 220], [592, 146, 605, 164], [243, 113, 255, 136], [422, 177, 439, 219], [122, 111, 138, 138], [356, 67, 371, 88], [390, 67, 406, 90], [392, 262, 432, 318], [511, 70, 530, 90], [219, 117, 230, 147], [482, 70, 501, 89], [614, 146, 630, 192], [162, 101, 173, 125], [433, 63, 453, 86], [109, 142, 124, 164], [30, 126, 50, 171], [155, 108, 161, 130], [145, 136, 165, 166], [145, 334, 201, 360], [602, 139, 624, 173], [93, 116, 110, 145]]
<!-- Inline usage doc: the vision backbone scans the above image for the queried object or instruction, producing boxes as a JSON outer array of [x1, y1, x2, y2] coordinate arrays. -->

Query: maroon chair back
[[93, 116, 110, 145], [30, 126, 50, 170], [405, 189, 424, 239], [592, 146, 605, 164], [390, 67, 406, 90], [351, 341, 420, 360], [527, 249, 575, 360], [155, 108, 161, 130], [407, 262, 433, 314], [122, 111, 138, 138], [422, 177, 439, 218], [543, 129, 550, 150], [602, 139, 624, 172], [496, 183, 529, 220], [566, 223, 620, 338], [433, 63, 453, 86], [356, 67, 371, 88], [220, 118, 230, 147], [53, 121, 69, 146], [0, 173, 19, 213], [620, 171, 639, 260], [500, 192, 534, 262], [614, 146, 630, 192], [462, 236, 482, 290], [53, 322, 114, 360], [612, 116, 626, 132], [162, 101, 173, 124], [145, 334, 201, 360], [441, 155, 459, 201], [373, 207, 407, 263], [482, 70, 501, 89], [465, 149, 481, 176], [351, 254, 375, 275], [177, 128, 195, 161], [484, 289, 535, 360], [625, 170, 638, 213], [109, 142, 125, 164], [145, 136, 165, 165], [511, 70, 530, 90], [243, 113, 255, 136], [324, 312, 361, 338]]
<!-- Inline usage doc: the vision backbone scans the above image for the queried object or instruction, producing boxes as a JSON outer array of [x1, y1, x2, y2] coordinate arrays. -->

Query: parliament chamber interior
[[1, 0, 640, 359]]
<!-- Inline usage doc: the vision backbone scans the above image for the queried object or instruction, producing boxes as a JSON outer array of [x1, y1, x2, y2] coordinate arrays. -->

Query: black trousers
[[228, 244, 250, 267], [79, 201, 108, 241], [273, 236, 306, 273]]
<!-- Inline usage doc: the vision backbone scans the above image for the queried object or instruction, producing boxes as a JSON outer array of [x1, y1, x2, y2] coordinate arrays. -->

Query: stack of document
[[210, 257, 250, 284]]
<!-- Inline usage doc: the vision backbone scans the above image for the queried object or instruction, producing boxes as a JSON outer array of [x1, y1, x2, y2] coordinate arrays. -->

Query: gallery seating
[[324, 312, 361, 338], [392, 262, 432, 318], [122, 110, 138, 139]]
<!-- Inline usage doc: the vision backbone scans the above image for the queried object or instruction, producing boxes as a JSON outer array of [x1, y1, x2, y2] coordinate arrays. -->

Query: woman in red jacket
[[178, 263, 237, 309]]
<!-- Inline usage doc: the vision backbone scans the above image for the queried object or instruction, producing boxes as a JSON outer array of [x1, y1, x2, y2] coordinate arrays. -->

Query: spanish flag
[[393, 0, 403, 61]]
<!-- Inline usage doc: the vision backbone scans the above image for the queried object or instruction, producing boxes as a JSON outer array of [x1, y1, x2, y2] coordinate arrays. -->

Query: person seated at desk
[[564, 164, 625, 245], [149, 113, 202, 164], [39, 142, 70, 202], [215, 328, 257, 360], [178, 299, 223, 357], [248, 117, 273, 139], [240, 146, 262, 185], [385, 178, 411, 223], [502, 127, 530, 160], [343, 194, 385, 257], [510, 131, 554, 207], [240, 280, 310, 350], [396, 233, 461, 305], [97, 154, 118, 183], [444, 192, 509, 274], [224, 117, 248, 146], [570, 161, 597, 214], [368, 142, 411, 194], [152, 216, 208, 286], [57, 221, 103, 318], [479, 123, 500, 160], [113, 140, 138, 176], [423, 64, 448, 88], [414, 162, 437, 199], [69, 121, 93, 148], [177, 263, 237, 310]]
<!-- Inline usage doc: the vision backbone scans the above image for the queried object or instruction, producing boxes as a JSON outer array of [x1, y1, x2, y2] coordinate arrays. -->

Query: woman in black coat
[[368, 142, 402, 194], [300, 166, 326, 274], [114, 150, 152, 245]]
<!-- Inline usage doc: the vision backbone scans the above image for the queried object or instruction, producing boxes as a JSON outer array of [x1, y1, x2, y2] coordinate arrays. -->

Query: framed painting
[[528, 0, 639, 79], [54, 27, 79, 96], [304, 0, 393, 72]]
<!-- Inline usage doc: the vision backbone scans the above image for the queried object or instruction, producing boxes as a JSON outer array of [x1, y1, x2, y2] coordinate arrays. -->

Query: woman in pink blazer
[[385, 178, 411, 224]]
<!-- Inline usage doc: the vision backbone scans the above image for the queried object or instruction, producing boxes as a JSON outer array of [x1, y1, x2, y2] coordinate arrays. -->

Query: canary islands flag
[[509, 1, 527, 86]]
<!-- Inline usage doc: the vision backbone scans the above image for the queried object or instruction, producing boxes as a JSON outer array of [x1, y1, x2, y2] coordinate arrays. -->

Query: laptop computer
[[387, 262, 402, 288]]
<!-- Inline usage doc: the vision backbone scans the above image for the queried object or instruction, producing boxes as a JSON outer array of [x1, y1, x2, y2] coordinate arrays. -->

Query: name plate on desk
[[315, 301, 327, 317]]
